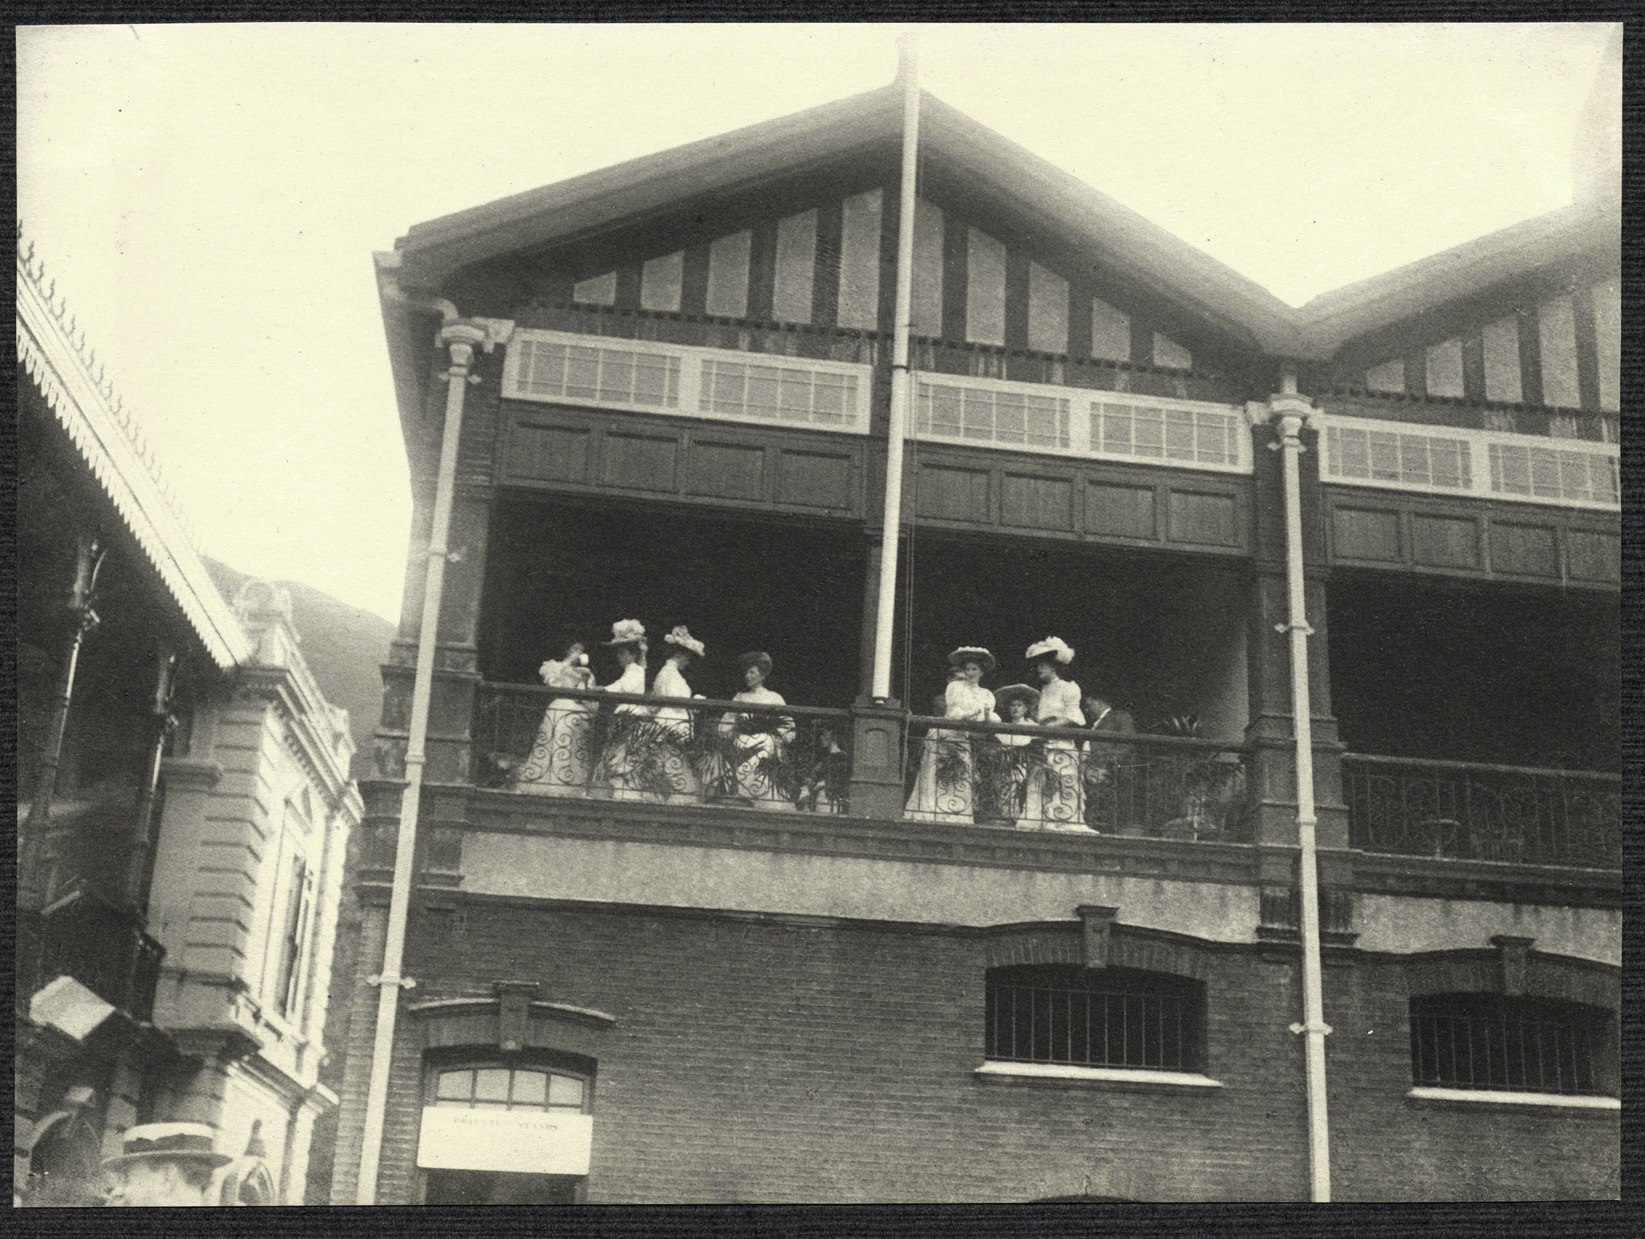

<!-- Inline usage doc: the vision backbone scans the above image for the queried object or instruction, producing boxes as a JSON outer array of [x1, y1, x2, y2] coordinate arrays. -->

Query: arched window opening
[[1409, 993, 1616, 1096], [20, 1109, 104, 1207], [417, 1052, 596, 1205], [985, 965, 1205, 1073]]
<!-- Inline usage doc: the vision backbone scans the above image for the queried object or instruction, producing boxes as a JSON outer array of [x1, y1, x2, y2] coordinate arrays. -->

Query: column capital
[[1245, 393, 1323, 434], [438, 321, 490, 372]]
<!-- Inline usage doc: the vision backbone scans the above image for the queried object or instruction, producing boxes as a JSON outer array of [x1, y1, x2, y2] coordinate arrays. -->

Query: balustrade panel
[[474, 683, 851, 815], [903, 717, 1250, 839], [1343, 754, 1620, 868]]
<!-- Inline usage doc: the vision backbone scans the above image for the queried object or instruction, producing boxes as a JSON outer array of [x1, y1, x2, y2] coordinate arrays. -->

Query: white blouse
[[944, 680, 996, 723], [1035, 678, 1085, 729]]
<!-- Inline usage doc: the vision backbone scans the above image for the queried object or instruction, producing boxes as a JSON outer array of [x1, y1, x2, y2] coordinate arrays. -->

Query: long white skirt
[[904, 730, 973, 822], [515, 698, 596, 795], [1023, 738, 1088, 830]]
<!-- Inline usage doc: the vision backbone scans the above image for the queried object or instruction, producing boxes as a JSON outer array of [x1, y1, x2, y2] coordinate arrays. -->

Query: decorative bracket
[[366, 974, 417, 990], [1289, 1021, 1333, 1037]]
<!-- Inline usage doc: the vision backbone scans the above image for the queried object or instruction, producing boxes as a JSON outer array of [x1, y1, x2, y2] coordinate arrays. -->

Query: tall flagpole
[[870, 32, 921, 702]]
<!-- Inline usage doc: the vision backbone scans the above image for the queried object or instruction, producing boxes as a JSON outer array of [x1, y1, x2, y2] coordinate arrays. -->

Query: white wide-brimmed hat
[[947, 646, 997, 674], [1025, 636, 1075, 665], [102, 1123, 232, 1172], [664, 625, 705, 657], [602, 619, 647, 647], [994, 683, 1041, 715]]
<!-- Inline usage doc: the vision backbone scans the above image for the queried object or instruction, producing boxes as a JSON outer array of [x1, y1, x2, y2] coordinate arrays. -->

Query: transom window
[[1409, 993, 1612, 1095], [432, 1065, 589, 1112], [985, 965, 1204, 1072]]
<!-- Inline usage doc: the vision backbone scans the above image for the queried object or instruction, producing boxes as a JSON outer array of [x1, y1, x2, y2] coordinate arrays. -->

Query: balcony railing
[[17, 888, 166, 1023], [474, 683, 852, 814], [904, 716, 1251, 839], [1343, 754, 1621, 869]]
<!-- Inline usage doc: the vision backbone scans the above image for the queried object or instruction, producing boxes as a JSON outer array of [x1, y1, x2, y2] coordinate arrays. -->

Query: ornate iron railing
[[903, 716, 1251, 839], [474, 683, 852, 814], [17, 888, 166, 1023], [1343, 754, 1621, 869]]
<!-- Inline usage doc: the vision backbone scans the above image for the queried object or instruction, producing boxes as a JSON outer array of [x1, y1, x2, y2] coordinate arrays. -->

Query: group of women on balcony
[[905, 638, 1134, 831], [515, 620, 815, 808]]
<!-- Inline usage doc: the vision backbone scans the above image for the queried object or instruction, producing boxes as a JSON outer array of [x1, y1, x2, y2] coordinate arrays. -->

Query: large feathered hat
[[663, 625, 705, 657], [602, 619, 648, 648], [1025, 636, 1075, 665]]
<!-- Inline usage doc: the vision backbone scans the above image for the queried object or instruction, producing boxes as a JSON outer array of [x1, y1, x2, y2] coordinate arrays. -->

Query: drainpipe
[[1269, 370, 1332, 1201], [19, 532, 105, 912], [122, 647, 180, 911], [869, 33, 921, 702], [355, 292, 482, 1205]]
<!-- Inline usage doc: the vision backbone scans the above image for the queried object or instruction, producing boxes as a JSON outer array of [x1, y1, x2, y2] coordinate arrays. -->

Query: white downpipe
[[1273, 391, 1332, 1202], [355, 314, 485, 1204], [870, 33, 921, 702]]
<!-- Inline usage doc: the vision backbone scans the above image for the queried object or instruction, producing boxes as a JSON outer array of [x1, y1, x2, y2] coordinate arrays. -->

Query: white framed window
[[912, 373, 1250, 474], [1321, 414, 1620, 511], [504, 329, 871, 436], [916, 375, 1072, 451], [255, 794, 317, 1024]]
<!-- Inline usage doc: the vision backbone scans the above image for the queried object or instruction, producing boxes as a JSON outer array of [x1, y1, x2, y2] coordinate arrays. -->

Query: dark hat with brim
[[103, 1123, 233, 1171], [994, 683, 1041, 715], [947, 646, 997, 674], [736, 651, 773, 675]]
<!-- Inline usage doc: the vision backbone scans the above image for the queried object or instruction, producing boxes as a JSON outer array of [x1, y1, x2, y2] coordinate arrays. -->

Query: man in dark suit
[[1082, 693, 1137, 832]]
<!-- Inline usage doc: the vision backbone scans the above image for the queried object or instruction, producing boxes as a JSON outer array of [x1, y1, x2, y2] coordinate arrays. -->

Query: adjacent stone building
[[332, 49, 1619, 1204], [15, 238, 362, 1205]]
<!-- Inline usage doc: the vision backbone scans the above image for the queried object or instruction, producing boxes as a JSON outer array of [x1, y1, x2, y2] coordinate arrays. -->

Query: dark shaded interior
[[896, 535, 1249, 736], [479, 496, 867, 708], [1328, 572, 1619, 770]]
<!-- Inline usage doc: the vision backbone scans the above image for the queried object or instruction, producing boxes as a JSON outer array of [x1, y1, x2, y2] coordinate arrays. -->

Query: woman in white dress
[[516, 641, 597, 795], [649, 625, 705, 802], [594, 619, 655, 800], [716, 652, 796, 808], [1022, 637, 1089, 830], [984, 683, 1039, 826], [905, 647, 998, 823]]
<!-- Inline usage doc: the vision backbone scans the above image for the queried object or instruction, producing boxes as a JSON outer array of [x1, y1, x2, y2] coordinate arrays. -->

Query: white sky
[[16, 22, 1617, 623]]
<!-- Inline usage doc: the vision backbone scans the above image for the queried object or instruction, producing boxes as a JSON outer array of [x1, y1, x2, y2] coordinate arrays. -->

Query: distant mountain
[[200, 557, 394, 780]]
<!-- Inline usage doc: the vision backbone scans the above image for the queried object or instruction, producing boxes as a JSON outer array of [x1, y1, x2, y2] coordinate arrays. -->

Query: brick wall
[[1322, 957, 1619, 1201], [339, 900, 1619, 1203], [377, 902, 1315, 1202]]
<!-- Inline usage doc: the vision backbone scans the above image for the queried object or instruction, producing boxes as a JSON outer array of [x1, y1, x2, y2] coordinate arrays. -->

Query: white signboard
[[416, 1107, 593, 1175]]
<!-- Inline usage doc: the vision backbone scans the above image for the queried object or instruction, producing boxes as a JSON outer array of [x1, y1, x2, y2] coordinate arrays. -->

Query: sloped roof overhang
[[381, 83, 1619, 387]]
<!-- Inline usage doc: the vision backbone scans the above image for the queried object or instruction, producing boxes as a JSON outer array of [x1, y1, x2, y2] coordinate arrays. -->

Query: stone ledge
[[1405, 1086, 1618, 1113], [974, 1062, 1223, 1091]]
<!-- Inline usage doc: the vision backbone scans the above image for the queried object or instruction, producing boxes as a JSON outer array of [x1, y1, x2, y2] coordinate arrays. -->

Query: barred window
[[985, 965, 1204, 1072], [1409, 994, 1614, 1095]]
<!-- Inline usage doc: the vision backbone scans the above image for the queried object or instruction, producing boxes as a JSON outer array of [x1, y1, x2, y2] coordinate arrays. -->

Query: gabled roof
[[387, 83, 1618, 365]]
